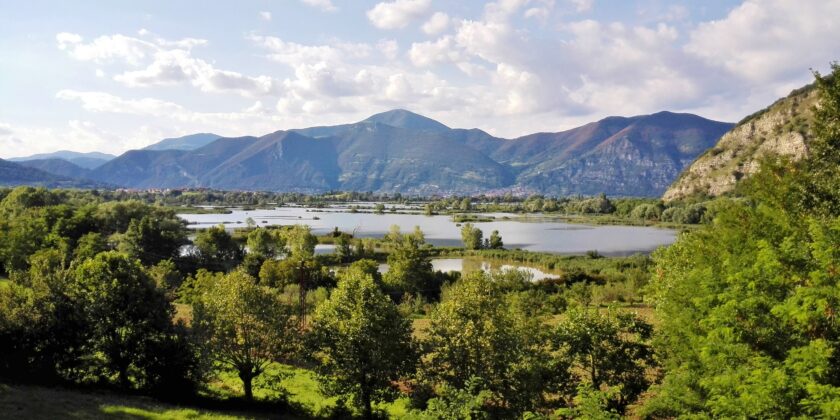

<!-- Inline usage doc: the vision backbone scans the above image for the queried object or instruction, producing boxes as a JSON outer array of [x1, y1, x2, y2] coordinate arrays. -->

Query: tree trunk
[[117, 359, 131, 389], [118, 366, 130, 389], [240, 371, 254, 401], [361, 386, 372, 420]]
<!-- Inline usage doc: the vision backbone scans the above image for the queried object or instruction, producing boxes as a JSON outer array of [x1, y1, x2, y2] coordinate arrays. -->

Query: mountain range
[[0, 158, 105, 188], [9, 150, 115, 169], [4, 109, 734, 197]]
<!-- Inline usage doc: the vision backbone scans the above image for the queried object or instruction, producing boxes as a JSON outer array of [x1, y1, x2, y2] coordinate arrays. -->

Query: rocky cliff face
[[663, 84, 818, 201]]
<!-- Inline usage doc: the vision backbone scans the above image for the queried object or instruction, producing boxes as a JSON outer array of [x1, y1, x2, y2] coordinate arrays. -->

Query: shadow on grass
[[0, 382, 312, 419]]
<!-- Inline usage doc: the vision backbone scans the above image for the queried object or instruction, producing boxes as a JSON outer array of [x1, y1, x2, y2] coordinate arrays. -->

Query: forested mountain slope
[[31, 109, 734, 196]]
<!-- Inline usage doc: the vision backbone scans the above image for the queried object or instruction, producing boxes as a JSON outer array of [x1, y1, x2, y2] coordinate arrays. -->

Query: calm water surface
[[179, 206, 676, 255], [379, 258, 561, 281]]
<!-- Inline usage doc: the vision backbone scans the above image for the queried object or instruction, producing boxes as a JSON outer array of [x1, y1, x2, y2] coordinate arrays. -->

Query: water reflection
[[378, 258, 560, 282], [179, 206, 676, 255]]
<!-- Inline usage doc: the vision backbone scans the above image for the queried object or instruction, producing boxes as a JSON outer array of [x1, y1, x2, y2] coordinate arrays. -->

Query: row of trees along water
[[2, 64, 840, 418], [91, 187, 719, 226]]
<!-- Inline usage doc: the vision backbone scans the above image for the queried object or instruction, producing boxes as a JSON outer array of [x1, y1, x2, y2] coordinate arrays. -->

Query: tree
[[554, 307, 654, 412], [73, 232, 109, 261], [420, 272, 563, 416], [383, 226, 433, 295], [193, 224, 243, 272], [459, 198, 472, 211], [193, 270, 298, 400], [374, 203, 386, 214], [243, 228, 285, 277], [309, 270, 415, 418], [284, 224, 317, 259], [120, 214, 188, 265], [460, 223, 483, 250], [246, 227, 284, 259], [72, 252, 175, 388], [334, 231, 353, 262], [487, 230, 503, 249], [0, 249, 86, 381]]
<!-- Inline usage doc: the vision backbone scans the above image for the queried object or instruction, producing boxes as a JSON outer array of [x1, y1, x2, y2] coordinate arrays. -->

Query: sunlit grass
[[0, 383, 258, 419], [207, 363, 414, 418]]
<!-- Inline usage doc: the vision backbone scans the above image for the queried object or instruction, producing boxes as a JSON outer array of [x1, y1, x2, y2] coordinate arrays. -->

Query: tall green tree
[[120, 214, 188, 265], [72, 252, 174, 388], [284, 224, 317, 259], [383, 226, 433, 295], [460, 223, 483, 250], [554, 307, 654, 412], [487, 230, 503, 249], [246, 227, 285, 259], [193, 225, 243, 272], [420, 272, 563, 416], [309, 270, 415, 419], [0, 249, 85, 380], [193, 270, 298, 400]]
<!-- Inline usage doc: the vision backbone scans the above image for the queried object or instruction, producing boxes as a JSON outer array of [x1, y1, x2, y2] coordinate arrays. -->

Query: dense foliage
[[644, 63, 840, 418]]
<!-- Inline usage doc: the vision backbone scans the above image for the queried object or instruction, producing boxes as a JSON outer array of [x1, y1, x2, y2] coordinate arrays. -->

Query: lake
[[379, 258, 562, 281], [178, 206, 677, 255]]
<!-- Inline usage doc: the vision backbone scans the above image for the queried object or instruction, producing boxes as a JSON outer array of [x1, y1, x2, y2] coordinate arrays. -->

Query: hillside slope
[[9, 151, 115, 169], [16, 158, 92, 180], [143, 133, 222, 151], [0, 159, 103, 188], [76, 109, 734, 196], [663, 84, 818, 201], [504, 112, 733, 196]]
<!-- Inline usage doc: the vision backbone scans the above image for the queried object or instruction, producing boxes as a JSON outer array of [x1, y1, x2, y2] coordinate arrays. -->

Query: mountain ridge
[[9, 150, 115, 169], [663, 83, 818, 201], [6, 109, 734, 197], [82, 110, 731, 196]]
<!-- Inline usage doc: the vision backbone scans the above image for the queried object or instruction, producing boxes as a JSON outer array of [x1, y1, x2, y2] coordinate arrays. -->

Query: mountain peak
[[362, 109, 450, 131]]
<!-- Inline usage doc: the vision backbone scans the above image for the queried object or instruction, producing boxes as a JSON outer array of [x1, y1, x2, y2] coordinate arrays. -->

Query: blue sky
[[1, 0, 838, 157]]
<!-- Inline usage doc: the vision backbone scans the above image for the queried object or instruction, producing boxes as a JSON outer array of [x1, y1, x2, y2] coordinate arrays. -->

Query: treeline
[[0, 187, 655, 418], [10, 186, 719, 226]]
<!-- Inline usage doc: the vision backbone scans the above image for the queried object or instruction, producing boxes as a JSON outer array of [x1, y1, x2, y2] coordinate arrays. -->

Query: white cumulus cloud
[[367, 0, 431, 30], [421, 12, 451, 35], [300, 0, 337, 12]]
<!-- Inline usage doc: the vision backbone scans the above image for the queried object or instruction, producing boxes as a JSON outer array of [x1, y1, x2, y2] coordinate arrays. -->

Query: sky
[[0, 0, 839, 158]]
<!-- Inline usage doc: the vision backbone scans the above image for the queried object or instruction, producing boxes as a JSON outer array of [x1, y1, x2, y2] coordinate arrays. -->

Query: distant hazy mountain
[[87, 109, 732, 196], [0, 158, 103, 188], [16, 158, 92, 180], [9, 151, 115, 169], [143, 133, 222, 151]]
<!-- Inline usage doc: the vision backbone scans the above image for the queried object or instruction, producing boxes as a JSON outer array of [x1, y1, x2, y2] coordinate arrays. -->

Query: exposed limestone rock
[[663, 84, 818, 201]]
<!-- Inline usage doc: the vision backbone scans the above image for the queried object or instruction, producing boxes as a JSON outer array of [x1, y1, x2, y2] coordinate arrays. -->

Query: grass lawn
[[0, 383, 269, 419], [208, 364, 414, 418]]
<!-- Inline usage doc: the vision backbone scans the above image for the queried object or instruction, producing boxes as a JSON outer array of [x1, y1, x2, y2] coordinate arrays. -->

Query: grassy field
[[207, 364, 412, 418], [0, 383, 269, 419]]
